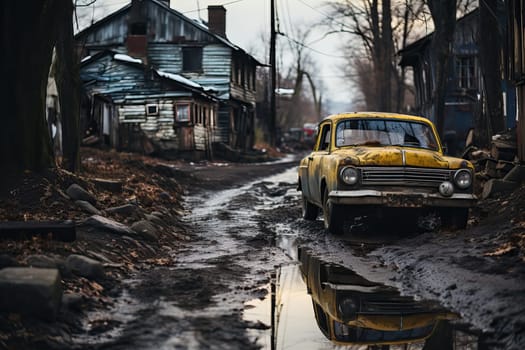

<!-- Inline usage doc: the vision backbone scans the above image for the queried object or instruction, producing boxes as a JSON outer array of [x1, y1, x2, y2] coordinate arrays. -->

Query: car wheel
[[323, 188, 344, 235], [440, 208, 469, 230], [301, 194, 319, 220]]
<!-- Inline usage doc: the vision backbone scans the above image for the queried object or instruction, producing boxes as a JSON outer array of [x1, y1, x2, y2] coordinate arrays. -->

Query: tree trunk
[[478, 0, 505, 147], [0, 1, 59, 175], [56, 0, 81, 172], [381, 0, 393, 111], [428, 0, 457, 138]]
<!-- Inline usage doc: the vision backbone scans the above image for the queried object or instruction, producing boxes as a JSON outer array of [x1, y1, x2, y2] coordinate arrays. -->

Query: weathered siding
[[78, 2, 216, 48], [214, 107, 230, 143], [194, 125, 207, 151], [191, 44, 232, 99], [148, 43, 183, 72]]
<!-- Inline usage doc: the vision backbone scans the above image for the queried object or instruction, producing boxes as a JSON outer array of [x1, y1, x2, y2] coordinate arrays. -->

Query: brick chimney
[[208, 5, 226, 38]]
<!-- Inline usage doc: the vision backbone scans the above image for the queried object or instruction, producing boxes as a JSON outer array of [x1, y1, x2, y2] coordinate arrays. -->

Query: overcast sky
[[77, 0, 353, 111]]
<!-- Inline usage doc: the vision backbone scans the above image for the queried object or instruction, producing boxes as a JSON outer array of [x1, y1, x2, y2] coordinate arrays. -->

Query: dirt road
[[1, 154, 524, 349]]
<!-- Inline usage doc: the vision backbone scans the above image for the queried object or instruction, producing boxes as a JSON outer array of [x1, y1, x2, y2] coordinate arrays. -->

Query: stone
[[26, 254, 70, 277], [82, 215, 135, 236], [26, 254, 58, 269], [91, 178, 123, 193], [145, 214, 166, 226], [0, 254, 19, 269], [66, 184, 96, 205], [75, 200, 101, 215], [105, 204, 139, 216], [66, 254, 105, 280], [0, 267, 62, 320], [482, 179, 520, 199], [159, 192, 172, 201], [62, 293, 84, 311], [503, 165, 525, 183], [130, 220, 159, 241]]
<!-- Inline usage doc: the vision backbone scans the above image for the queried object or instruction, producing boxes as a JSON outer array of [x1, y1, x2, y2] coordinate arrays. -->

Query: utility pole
[[269, 0, 277, 147]]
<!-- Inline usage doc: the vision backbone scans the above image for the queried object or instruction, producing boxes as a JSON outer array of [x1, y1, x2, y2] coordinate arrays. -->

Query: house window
[[146, 104, 158, 115], [182, 47, 203, 72], [456, 56, 476, 89], [175, 104, 190, 122]]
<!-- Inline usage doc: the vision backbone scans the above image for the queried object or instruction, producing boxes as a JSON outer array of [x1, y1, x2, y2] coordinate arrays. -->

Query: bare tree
[[477, 0, 505, 147], [57, 0, 81, 172], [279, 26, 323, 129], [0, 1, 61, 174], [326, 0, 428, 112], [427, 0, 457, 137]]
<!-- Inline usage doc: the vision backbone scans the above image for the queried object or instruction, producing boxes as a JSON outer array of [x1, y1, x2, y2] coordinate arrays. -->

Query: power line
[[278, 32, 347, 59], [182, 0, 246, 14]]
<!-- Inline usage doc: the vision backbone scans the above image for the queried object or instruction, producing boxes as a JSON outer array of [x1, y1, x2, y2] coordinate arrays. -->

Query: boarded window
[[130, 22, 147, 35], [176, 104, 190, 122], [182, 47, 203, 72]]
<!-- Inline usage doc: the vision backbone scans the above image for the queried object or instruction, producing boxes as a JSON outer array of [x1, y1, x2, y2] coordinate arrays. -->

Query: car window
[[335, 118, 438, 151], [317, 124, 331, 151]]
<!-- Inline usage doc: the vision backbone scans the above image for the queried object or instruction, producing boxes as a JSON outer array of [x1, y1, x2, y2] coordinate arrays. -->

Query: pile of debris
[[463, 129, 524, 199]]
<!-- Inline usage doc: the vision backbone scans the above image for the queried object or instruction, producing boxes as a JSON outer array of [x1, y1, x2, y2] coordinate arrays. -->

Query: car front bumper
[[329, 190, 476, 208]]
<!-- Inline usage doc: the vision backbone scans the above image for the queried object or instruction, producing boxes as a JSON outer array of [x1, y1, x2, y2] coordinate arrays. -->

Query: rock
[[0, 254, 19, 269], [503, 165, 525, 183], [75, 200, 102, 215], [62, 293, 84, 311], [159, 192, 172, 201], [482, 179, 520, 199], [83, 215, 135, 236], [0, 267, 62, 320], [105, 204, 139, 216], [130, 220, 160, 241], [66, 254, 105, 280], [26, 254, 58, 269], [91, 178, 123, 193], [66, 184, 96, 205], [26, 254, 71, 277], [145, 214, 166, 226]]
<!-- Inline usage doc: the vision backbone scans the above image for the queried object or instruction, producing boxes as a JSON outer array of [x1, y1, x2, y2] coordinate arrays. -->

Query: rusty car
[[298, 248, 458, 346], [297, 112, 476, 234]]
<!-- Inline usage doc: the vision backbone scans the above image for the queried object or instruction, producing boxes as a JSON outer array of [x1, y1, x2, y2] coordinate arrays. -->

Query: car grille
[[360, 167, 452, 187], [359, 295, 432, 315]]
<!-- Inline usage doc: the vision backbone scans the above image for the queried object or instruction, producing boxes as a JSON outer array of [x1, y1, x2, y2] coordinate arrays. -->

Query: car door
[[305, 122, 331, 206]]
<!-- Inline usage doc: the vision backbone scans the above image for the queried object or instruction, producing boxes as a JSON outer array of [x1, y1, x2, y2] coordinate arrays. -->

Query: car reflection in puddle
[[265, 247, 484, 350]]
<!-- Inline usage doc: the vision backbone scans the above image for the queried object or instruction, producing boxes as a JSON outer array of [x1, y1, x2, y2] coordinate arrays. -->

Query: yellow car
[[299, 248, 458, 346], [298, 112, 476, 234]]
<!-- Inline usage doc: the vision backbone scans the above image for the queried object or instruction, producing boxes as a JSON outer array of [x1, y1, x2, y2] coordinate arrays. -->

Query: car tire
[[440, 208, 469, 230], [301, 194, 319, 220], [323, 188, 344, 235]]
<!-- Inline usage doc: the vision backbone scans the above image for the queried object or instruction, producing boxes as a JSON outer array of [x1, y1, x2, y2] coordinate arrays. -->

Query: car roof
[[322, 112, 432, 125]]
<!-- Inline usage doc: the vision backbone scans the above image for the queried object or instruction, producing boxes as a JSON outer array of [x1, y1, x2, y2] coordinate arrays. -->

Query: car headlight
[[454, 169, 472, 189], [340, 167, 359, 185]]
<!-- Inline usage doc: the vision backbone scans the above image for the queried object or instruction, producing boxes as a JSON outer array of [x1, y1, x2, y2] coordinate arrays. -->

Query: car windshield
[[335, 118, 439, 151]]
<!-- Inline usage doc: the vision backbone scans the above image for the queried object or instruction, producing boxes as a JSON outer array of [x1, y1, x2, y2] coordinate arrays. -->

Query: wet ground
[[76, 163, 524, 349]]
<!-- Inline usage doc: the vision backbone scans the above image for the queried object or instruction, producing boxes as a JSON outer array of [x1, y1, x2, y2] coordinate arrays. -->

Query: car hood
[[333, 146, 464, 169]]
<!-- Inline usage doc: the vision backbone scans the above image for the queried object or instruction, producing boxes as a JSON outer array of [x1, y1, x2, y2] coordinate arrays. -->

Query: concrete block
[[0, 268, 62, 320]]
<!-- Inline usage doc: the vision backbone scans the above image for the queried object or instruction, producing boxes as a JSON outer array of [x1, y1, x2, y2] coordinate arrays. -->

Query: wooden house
[[80, 50, 218, 158], [75, 0, 260, 159], [399, 10, 516, 156]]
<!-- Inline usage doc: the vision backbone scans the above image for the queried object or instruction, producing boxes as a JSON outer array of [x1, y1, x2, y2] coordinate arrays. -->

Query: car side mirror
[[442, 145, 448, 154]]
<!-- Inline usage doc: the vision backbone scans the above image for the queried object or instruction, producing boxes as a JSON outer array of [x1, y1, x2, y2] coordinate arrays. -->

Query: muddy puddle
[[246, 247, 488, 349]]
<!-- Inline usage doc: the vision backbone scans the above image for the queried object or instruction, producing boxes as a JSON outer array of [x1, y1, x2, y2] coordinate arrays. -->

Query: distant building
[[75, 0, 261, 159]]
